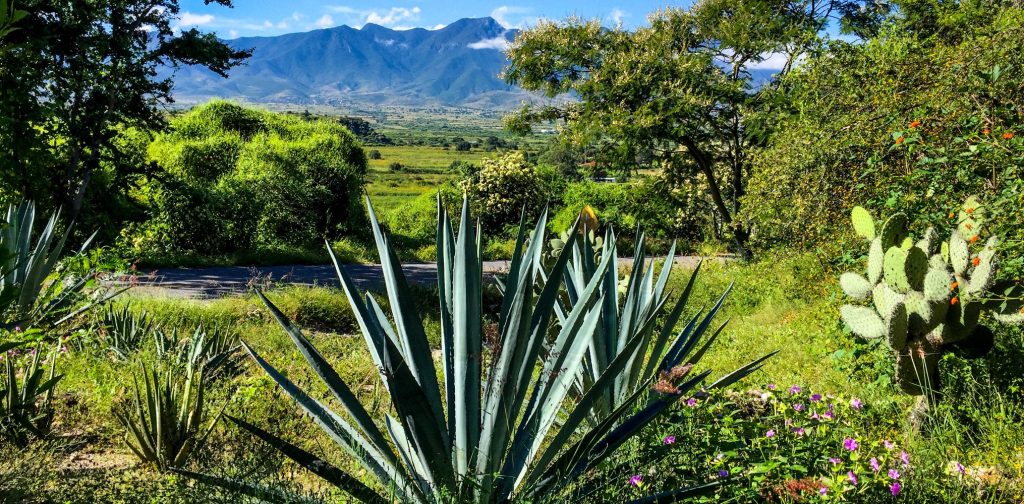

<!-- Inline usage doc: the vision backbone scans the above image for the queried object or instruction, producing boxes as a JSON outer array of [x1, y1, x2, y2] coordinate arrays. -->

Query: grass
[[3, 253, 1023, 502]]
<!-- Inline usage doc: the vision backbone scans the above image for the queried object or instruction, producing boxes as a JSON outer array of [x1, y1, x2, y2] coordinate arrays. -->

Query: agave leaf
[[452, 196, 482, 478], [229, 415, 390, 504]]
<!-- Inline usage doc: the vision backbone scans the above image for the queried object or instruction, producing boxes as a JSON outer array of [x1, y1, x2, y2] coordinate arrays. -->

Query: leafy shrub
[[367, 149, 382, 160], [0, 343, 60, 446], [388, 161, 404, 172], [126, 101, 367, 257], [465, 151, 544, 233]]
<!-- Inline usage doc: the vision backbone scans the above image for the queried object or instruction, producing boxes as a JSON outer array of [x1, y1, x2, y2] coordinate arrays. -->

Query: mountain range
[[168, 17, 532, 109]]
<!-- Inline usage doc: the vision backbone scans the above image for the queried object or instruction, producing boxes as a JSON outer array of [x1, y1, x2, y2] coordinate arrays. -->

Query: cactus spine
[[839, 197, 1024, 397]]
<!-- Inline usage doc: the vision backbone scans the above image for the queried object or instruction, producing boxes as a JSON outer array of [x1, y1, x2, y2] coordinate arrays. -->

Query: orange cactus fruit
[[951, 296, 960, 305], [972, 256, 981, 267], [1004, 132, 1015, 139], [910, 120, 921, 128], [895, 136, 905, 144], [949, 212, 956, 219], [950, 281, 959, 291], [969, 235, 979, 244], [983, 129, 991, 135], [966, 207, 975, 214]]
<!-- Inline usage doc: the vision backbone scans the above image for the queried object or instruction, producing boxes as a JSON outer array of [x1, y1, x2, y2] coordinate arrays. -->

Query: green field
[[365, 146, 487, 214]]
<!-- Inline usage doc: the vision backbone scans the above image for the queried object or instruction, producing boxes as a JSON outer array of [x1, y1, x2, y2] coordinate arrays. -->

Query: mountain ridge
[[168, 17, 532, 109]]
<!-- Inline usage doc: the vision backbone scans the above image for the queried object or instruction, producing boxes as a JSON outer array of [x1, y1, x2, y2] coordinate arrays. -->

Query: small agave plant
[[185, 197, 771, 503], [839, 197, 1024, 401]]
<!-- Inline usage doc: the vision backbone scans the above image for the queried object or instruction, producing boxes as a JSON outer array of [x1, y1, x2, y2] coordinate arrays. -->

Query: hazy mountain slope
[[168, 17, 529, 108]]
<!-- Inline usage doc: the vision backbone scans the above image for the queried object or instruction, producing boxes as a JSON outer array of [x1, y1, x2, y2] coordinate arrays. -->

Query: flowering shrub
[[638, 385, 918, 501]]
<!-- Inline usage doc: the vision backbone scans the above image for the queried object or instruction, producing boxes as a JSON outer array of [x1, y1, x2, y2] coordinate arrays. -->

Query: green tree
[[0, 0, 250, 224], [504, 1, 852, 258]]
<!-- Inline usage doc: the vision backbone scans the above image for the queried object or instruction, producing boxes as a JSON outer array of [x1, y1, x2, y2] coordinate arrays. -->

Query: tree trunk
[[679, 135, 752, 260]]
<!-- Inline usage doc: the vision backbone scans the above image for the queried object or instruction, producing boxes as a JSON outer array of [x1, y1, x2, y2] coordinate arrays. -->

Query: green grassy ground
[[3, 254, 1022, 502]]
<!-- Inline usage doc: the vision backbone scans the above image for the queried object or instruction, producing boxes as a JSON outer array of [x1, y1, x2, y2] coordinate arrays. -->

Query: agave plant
[[0, 201, 111, 331], [155, 325, 244, 383], [185, 197, 771, 503], [114, 358, 223, 471], [0, 342, 61, 446], [555, 227, 728, 424], [100, 304, 155, 360]]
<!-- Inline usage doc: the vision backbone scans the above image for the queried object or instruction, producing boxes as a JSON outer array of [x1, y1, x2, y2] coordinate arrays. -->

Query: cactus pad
[[917, 227, 940, 256], [867, 239, 884, 284], [904, 247, 928, 290], [840, 272, 873, 300], [923, 267, 951, 302], [883, 246, 911, 292], [879, 213, 909, 249], [851, 206, 875, 240], [873, 282, 903, 318], [949, 232, 970, 276], [967, 237, 999, 294], [887, 302, 908, 351], [841, 305, 886, 339]]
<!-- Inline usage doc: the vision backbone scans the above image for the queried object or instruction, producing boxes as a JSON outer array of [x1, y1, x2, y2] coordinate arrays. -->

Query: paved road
[[112, 256, 727, 299]]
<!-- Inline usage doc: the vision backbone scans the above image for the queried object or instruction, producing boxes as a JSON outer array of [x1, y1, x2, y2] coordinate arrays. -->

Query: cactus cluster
[[840, 197, 1024, 396]]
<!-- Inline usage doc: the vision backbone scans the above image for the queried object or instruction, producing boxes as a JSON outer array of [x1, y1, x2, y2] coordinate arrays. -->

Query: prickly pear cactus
[[840, 197, 1024, 397]]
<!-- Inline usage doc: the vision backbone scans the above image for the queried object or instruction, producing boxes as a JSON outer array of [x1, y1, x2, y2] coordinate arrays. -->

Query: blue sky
[[175, 1, 689, 38]]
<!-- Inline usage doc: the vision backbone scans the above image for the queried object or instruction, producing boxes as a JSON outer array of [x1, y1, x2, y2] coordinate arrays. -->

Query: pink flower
[[766, 430, 775, 438], [850, 398, 863, 410], [686, 398, 698, 407], [844, 438, 859, 451], [848, 471, 858, 486], [789, 385, 802, 394], [883, 439, 894, 450], [829, 457, 842, 465], [810, 394, 822, 402], [793, 403, 805, 411], [901, 451, 910, 466], [870, 458, 880, 472], [767, 383, 777, 390], [889, 469, 901, 480], [954, 461, 965, 474], [819, 487, 828, 496], [890, 482, 901, 495], [663, 435, 676, 445], [792, 427, 805, 436], [629, 475, 643, 487]]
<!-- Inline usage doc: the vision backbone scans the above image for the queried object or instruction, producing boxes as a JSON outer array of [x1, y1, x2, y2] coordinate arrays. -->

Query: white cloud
[[609, 8, 627, 25], [468, 34, 510, 50], [491, 6, 526, 28], [179, 12, 214, 26], [365, 7, 421, 26], [228, 29, 239, 38], [315, 14, 335, 28], [747, 52, 791, 70]]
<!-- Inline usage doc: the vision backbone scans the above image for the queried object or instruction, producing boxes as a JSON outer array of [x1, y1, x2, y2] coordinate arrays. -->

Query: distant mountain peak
[[167, 16, 527, 109]]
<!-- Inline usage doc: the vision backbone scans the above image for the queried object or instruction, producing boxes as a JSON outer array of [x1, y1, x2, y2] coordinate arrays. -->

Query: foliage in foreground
[[186, 198, 771, 503], [839, 198, 1024, 400], [0, 343, 60, 446]]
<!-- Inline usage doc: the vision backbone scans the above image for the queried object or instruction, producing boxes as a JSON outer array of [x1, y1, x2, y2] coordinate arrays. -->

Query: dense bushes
[[745, 7, 1024, 274], [123, 102, 367, 257]]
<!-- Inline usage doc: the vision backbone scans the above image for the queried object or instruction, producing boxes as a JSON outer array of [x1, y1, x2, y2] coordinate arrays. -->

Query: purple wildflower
[[819, 487, 828, 496], [870, 458, 880, 472], [850, 398, 863, 410], [718, 470, 729, 478], [883, 439, 894, 450], [789, 385, 802, 394], [686, 398, 697, 407], [829, 457, 842, 465], [890, 482, 901, 496], [954, 461, 965, 474], [765, 430, 775, 438], [810, 394, 822, 402], [889, 469, 901, 480], [767, 383, 777, 390], [792, 427, 805, 436], [901, 451, 910, 466], [663, 435, 676, 445], [793, 403, 805, 412], [629, 475, 643, 487], [848, 471, 858, 486], [843, 438, 859, 451]]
